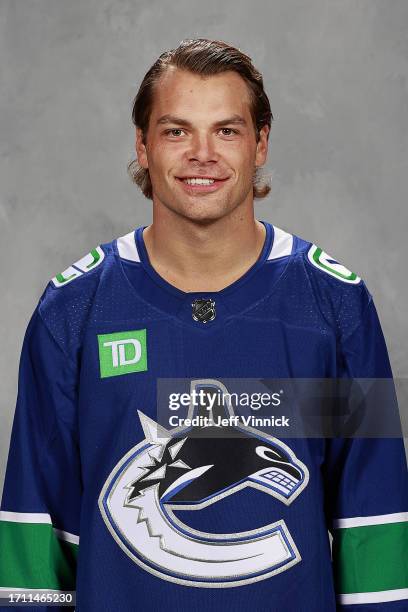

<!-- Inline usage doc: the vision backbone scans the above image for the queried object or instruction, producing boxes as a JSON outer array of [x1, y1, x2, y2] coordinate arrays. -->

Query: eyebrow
[[156, 114, 247, 127]]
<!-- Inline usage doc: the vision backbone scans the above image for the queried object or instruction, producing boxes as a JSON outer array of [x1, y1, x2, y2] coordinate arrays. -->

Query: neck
[[143, 204, 266, 293]]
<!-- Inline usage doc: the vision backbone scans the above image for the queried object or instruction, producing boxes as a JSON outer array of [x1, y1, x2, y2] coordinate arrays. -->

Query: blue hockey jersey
[[1, 221, 407, 611]]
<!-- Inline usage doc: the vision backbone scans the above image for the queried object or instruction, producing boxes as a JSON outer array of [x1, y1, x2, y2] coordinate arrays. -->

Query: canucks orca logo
[[99, 380, 309, 587]]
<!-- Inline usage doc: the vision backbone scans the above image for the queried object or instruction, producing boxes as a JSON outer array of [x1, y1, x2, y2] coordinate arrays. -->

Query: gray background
[[1, 0, 407, 492]]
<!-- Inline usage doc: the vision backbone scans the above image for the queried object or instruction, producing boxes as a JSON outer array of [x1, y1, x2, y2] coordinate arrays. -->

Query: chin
[[180, 203, 235, 224], [159, 193, 233, 223]]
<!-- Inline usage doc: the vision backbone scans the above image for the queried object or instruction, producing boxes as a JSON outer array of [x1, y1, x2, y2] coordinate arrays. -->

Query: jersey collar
[[115, 221, 294, 328]]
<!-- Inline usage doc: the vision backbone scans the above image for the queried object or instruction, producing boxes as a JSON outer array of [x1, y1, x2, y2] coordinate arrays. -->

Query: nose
[[187, 132, 218, 165]]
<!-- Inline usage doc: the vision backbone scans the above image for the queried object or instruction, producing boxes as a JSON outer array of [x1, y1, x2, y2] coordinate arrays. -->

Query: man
[[0, 39, 407, 611]]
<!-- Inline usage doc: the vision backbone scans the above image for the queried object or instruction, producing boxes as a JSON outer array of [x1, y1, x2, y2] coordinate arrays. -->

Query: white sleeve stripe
[[53, 528, 80, 545], [267, 226, 293, 260], [0, 588, 69, 594], [338, 588, 408, 604], [0, 511, 79, 544], [333, 512, 408, 528], [0, 511, 52, 524], [116, 231, 140, 262]]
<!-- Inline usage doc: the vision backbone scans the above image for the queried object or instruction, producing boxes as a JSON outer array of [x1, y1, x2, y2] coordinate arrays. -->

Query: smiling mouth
[[178, 177, 227, 185], [175, 176, 230, 191]]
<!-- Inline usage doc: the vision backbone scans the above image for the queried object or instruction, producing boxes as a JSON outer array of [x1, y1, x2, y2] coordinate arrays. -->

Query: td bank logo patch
[[98, 330, 147, 378]]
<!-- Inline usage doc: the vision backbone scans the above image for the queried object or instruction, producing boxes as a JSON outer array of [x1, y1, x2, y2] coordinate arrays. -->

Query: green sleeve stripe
[[333, 521, 408, 594], [0, 521, 78, 590]]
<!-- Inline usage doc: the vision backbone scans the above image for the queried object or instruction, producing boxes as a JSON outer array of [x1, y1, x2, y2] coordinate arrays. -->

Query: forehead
[[149, 67, 253, 123]]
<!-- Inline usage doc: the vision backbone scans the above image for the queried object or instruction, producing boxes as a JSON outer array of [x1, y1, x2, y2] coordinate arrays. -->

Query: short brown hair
[[127, 38, 273, 199]]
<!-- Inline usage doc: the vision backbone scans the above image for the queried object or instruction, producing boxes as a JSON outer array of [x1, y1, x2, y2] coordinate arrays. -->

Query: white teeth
[[183, 178, 215, 185]]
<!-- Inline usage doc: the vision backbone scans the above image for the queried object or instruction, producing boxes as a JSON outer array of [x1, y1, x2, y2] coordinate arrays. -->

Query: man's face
[[136, 67, 269, 223]]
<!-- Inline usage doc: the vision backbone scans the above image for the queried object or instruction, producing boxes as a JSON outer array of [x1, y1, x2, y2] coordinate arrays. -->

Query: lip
[[175, 176, 230, 193]]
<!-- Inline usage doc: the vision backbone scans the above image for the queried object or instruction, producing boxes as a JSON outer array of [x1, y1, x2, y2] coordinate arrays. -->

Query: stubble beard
[[155, 178, 254, 225]]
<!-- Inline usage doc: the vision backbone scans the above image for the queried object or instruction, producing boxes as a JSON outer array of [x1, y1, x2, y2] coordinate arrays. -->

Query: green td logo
[[98, 329, 147, 378]]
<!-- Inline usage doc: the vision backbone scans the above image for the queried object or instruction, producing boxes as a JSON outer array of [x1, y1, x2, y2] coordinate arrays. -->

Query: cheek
[[222, 143, 256, 169], [147, 149, 169, 174], [150, 143, 184, 172], [235, 153, 256, 180]]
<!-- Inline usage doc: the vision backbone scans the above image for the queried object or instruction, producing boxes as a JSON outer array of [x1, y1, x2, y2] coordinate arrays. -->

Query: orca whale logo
[[99, 380, 309, 587]]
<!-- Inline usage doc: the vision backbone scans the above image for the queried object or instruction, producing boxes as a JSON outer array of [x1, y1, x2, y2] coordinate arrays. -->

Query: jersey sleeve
[[324, 293, 408, 610], [0, 304, 81, 602]]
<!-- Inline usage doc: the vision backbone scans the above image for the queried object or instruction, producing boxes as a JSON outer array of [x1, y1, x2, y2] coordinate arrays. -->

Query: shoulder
[[269, 224, 373, 336], [280, 226, 366, 290], [34, 233, 124, 360], [303, 242, 362, 286], [269, 224, 364, 286], [49, 239, 116, 289], [300, 233, 372, 336], [47, 228, 142, 295], [40, 238, 115, 310]]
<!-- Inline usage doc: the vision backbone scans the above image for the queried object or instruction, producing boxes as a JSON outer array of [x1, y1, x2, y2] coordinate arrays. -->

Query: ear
[[136, 127, 149, 169], [255, 125, 269, 168]]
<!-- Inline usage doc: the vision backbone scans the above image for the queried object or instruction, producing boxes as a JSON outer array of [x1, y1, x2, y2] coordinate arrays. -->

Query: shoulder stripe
[[117, 231, 140, 262], [267, 226, 293, 260], [334, 512, 408, 529], [338, 587, 408, 605]]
